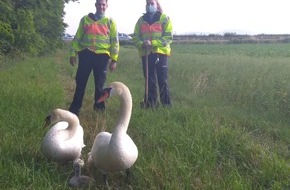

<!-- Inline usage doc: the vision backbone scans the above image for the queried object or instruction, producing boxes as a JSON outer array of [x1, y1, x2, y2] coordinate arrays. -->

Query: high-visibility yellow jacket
[[70, 14, 119, 61], [133, 13, 173, 57]]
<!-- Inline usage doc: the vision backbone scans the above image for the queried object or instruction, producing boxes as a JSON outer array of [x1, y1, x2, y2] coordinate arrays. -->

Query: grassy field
[[0, 43, 290, 189]]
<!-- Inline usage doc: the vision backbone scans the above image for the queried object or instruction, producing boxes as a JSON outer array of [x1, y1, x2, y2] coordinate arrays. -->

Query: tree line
[[0, 0, 78, 56]]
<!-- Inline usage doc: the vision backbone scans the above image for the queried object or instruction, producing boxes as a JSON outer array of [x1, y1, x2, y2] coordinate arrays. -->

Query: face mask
[[146, 4, 157, 13]]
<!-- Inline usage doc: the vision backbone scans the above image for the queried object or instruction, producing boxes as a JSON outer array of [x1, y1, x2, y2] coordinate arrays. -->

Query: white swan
[[88, 82, 138, 185], [42, 109, 85, 163]]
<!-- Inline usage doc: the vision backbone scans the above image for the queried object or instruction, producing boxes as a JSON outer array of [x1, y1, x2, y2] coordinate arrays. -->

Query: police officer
[[69, 0, 119, 115], [133, 0, 173, 108]]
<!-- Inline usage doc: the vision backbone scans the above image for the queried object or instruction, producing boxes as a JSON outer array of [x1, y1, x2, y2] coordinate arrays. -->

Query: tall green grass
[[0, 43, 289, 189]]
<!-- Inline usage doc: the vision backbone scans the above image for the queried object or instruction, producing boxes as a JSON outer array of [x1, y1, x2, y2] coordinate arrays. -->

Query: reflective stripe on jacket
[[70, 14, 119, 61], [133, 13, 173, 57]]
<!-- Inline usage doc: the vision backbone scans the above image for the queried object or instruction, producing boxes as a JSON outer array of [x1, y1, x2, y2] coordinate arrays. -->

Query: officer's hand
[[109, 60, 117, 71], [142, 40, 152, 48], [70, 57, 77, 66]]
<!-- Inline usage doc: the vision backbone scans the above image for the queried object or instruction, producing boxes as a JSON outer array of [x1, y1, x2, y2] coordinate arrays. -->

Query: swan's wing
[[42, 121, 69, 147], [90, 132, 111, 166], [76, 125, 85, 148], [60, 124, 85, 156], [42, 122, 84, 162], [91, 132, 111, 150]]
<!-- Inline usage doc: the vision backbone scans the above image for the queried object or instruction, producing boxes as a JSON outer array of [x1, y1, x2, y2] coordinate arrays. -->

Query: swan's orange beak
[[97, 88, 112, 103]]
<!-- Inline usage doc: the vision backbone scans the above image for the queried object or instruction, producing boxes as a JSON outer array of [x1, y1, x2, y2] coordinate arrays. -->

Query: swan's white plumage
[[88, 82, 138, 174], [42, 109, 85, 163]]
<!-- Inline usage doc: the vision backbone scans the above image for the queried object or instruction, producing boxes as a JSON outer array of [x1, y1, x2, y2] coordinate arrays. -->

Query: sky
[[64, 0, 290, 36]]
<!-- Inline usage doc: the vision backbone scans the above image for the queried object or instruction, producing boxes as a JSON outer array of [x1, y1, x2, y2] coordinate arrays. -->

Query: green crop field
[[0, 43, 290, 189]]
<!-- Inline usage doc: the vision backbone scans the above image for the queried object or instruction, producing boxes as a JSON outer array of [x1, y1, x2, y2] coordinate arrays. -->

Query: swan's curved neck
[[59, 111, 79, 136], [112, 88, 132, 135]]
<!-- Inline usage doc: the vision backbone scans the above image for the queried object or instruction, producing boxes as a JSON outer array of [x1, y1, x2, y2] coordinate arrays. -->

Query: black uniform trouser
[[69, 49, 109, 115], [142, 53, 171, 107]]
